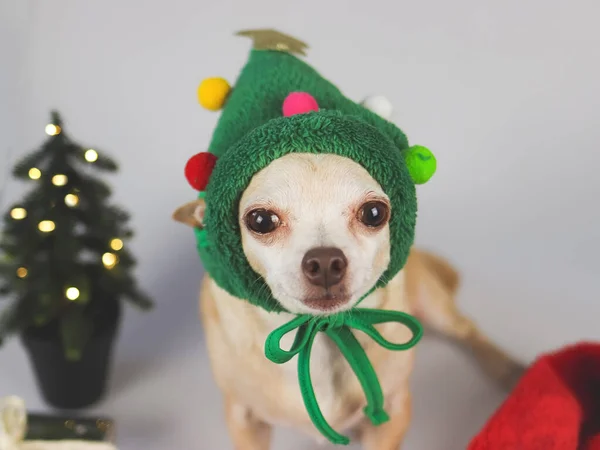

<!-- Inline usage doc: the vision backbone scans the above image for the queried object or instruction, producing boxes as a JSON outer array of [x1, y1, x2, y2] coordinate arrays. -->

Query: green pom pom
[[404, 145, 436, 184]]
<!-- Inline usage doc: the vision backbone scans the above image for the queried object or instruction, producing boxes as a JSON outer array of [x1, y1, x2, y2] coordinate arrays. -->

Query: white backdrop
[[1, 0, 599, 449]]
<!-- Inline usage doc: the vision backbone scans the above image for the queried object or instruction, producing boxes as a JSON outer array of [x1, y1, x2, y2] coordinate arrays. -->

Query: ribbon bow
[[265, 308, 423, 445]]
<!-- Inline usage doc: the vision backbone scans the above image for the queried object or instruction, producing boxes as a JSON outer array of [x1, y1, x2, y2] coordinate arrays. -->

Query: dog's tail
[[410, 249, 527, 390]]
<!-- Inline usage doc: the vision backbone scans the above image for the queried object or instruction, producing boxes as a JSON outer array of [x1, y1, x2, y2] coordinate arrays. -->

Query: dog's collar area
[[265, 308, 423, 445]]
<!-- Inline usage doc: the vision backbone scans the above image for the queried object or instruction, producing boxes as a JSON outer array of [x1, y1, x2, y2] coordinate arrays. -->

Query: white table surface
[[1, 252, 598, 450]]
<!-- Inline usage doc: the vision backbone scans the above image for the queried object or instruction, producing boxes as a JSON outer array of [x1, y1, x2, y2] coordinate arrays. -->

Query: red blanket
[[468, 342, 600, 450]]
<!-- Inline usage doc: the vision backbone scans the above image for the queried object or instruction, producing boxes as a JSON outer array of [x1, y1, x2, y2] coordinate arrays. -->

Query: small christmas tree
[[0, 111, 152, 360]]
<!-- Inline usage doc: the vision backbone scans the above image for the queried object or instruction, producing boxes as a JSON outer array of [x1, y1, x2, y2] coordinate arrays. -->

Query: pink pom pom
[[282, 92, 319, 117]]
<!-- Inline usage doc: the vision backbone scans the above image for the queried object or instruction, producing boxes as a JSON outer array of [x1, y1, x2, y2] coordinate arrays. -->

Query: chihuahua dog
[[173, 152, 524, 449]]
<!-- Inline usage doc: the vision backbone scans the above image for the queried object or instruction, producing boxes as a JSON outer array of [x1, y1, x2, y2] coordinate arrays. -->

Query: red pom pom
[[282, 92, 319, 117], [184, 152, 217, 191]]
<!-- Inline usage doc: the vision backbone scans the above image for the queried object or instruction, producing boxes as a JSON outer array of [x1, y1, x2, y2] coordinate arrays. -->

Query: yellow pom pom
[[197, 77, 231, 111]]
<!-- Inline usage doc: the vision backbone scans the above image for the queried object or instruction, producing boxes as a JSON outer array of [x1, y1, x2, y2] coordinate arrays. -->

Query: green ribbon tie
[[264, 308, 423, 445]]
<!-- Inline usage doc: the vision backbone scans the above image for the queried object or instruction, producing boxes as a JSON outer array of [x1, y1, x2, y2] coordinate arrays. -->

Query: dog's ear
[[172, 198, 206, 228]]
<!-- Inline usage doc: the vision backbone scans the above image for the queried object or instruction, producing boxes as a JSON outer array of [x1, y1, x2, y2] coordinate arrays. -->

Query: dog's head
[[174, 152, 392, 315]]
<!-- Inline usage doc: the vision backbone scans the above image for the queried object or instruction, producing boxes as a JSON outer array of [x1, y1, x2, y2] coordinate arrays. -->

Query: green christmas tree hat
[[185, 29, 436, 313], [183, 29, 436, 445]]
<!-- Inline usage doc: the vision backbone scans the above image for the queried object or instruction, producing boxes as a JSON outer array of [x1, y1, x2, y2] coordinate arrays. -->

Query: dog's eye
[[358, 201, 389, 228], [246, 209, 280, 234]]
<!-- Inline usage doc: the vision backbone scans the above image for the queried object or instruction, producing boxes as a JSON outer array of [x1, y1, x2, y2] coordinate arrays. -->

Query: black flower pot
[[20, 299, 121, 410]]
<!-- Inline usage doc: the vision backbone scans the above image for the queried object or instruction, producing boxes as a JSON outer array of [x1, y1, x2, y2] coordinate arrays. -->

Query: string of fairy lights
[[7, 121, 121, 302]]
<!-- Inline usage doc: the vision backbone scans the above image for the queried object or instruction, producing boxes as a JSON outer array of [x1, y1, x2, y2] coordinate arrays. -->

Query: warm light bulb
[[16, 267, 28, 278], [102, 252, 118, 269], [64, 194, 79, 207], [38, 220, 56, 233], [28, 168, 41, 180], [110, 238, 123, 251], [45, 124, 61, 136], [65, 287, 80, 300], [10, 207, 27, 220], [51, 174, 68, 186], [85, 149, 99, 162]]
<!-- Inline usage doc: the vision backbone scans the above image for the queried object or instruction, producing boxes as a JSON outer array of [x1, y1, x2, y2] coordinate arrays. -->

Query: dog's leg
[[200, 279, 272, 449], [407, 250, 526, 389], [358, 392, 411, 450], [224, 395, 272, 450]]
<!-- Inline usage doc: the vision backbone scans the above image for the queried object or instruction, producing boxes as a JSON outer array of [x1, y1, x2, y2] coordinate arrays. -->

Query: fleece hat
[[183, 29, 436, 445], [184, 30, 436, 313]]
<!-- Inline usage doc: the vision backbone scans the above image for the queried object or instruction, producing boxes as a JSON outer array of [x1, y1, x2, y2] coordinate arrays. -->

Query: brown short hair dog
[[174, 153, 524, 449]]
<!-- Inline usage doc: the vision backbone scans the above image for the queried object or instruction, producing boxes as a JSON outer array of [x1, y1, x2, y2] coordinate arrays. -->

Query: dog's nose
[[302, 247, 348, 288]]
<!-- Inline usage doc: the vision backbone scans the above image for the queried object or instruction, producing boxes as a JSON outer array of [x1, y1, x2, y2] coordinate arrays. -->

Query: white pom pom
[[361, 95, 393, 120]]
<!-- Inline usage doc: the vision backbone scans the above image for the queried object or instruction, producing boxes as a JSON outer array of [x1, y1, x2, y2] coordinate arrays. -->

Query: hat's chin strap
[[265, 308, 423, 445]]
